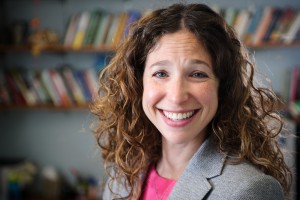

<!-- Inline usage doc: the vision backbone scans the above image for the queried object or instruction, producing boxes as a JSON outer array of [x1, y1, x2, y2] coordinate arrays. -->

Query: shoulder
[[102, 169, 131, 200], [103, 176, 131, 200], [210, 160, 284, 200], [230, 173, 284, 200]]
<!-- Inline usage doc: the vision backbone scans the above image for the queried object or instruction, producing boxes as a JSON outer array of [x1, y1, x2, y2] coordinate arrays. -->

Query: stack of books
[[63, 10, 142, 48], [0, 66, 99, 107], [215, 6, 300, 46]]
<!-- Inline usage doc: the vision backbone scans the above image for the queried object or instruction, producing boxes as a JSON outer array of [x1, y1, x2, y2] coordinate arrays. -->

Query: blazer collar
[[168, 137, 226, 200]]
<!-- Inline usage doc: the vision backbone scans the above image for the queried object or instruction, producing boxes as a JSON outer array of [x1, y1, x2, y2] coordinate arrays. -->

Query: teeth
[[163, 111, 195, 121]]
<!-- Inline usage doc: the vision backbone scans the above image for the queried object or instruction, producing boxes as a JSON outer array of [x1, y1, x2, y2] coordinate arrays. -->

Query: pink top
[[141, 165, 176, 200]]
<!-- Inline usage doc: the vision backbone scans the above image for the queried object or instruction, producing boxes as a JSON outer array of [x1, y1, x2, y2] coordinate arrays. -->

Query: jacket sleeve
[[102, 176, 131, 200], [230, 175, 284, 200], [102, 178, 112, 200]]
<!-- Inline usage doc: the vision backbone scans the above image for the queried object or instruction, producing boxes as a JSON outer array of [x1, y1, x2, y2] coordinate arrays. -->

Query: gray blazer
[[103, 138, 284, 200]]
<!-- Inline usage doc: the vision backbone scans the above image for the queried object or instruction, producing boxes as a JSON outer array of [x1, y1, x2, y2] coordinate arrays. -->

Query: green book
[[93, 13, 113, 46], [83, 10, 102, 46]]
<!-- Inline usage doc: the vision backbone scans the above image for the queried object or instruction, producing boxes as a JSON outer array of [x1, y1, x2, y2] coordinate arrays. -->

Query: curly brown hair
[[90, 3, 292, 199]]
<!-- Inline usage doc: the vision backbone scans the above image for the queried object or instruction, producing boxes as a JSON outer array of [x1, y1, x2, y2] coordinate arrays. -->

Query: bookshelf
[[0, 44, 115, 53], [1, 2, 300, 110], [1, 42, 300, 54]]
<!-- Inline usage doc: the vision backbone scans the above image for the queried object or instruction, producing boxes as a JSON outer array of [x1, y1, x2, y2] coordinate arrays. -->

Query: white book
[[233, 9, 251, 39], [282, 11, 300, 44]]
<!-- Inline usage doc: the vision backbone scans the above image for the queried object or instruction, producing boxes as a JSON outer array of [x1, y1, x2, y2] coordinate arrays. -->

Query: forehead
[[147, 30, 211, 63]]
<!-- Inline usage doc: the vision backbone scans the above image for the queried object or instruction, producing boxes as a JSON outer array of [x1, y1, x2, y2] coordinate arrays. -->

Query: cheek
[[196, 84, 219, 104], [142, 83, 162, 109]]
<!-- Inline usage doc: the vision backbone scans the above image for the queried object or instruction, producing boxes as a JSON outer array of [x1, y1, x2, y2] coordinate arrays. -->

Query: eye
[[153, 71, 168, 78], [190, 72, 208, 78]]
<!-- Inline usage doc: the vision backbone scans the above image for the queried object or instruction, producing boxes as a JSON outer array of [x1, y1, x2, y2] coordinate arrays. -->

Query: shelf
[[0, 42, 300, 54], [0, 103, 90, 111], [246, 41, 300, 49], [0, 44, 116, 53]]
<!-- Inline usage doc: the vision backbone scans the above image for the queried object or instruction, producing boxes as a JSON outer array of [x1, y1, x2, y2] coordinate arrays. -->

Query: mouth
[[162, 110, 198, 121]]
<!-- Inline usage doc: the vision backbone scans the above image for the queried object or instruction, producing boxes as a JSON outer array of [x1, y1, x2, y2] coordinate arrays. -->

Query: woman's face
[[142, 29, 219, 146]]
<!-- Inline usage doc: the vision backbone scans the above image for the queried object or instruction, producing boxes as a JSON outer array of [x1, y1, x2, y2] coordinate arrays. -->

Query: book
[[269, 8, 296, 43], [60, 67, 86, 105], [11, 69, 38, 106], [251, 6, 273, 45], [282, 11, 300, 44], [19, 69, 40, 105], [243, 7, 264, 45], [124, 10, 141, 36], [82, 68, 99, 100], [224, 7, 237, 26], [111, 11, 128, 46], [64, 14, 80, 46], [73, 70, 92, 102], [0, 70, 11, 104], [83, 10, 102, 46], [296, 27, 300, 41], [289, 66, 299, 102], [262, 8, 283, 42], [4, 70, 26, 105], [48, 68, 72, 106], [233, 9, 251, 39], [28, 70, 50, 104], [40, 69, 62, 106], [93, 13, 113, 47], [104, 14, 121, 46], [72, 12, 91, 48]]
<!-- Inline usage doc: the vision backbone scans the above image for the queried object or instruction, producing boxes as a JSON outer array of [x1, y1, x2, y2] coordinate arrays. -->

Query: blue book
[[73, 70, 92, 102], [244, 7, 264, 44]]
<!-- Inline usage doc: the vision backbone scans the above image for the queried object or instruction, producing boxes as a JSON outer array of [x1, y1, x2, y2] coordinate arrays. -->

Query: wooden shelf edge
[[246, 41, 300, 49], [1, 42, 300, 53], [0, 104, 91, 111], [0, 44, 116, 53]]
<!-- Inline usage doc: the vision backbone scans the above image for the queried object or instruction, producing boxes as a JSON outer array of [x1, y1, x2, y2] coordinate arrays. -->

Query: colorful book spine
[[64, 14, 80, 46], [72, 12, 91, 48], [282, 11, 300, 44], [40, 69, 62, 106], [289, 67, 299, 102], [73, 70, 92, 102], [48, 68, 72, 106], [252, 6, 273, 45], [60, 67, 86, 105], [83, 11, 102, 46], [94, 13, 113, 47], [243, 7, 264, 45], [263, 8, 283, 42]]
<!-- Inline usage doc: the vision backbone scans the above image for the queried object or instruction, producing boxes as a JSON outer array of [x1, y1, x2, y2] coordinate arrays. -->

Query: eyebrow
[[148, 60, 171, 69], [188, 59, 211, 69], [148, 59, 211, 69]]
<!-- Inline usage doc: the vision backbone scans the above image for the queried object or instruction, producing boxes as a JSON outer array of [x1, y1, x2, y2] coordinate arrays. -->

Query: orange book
[[252, 7, 274, 46], [112, 12, 128, 46]]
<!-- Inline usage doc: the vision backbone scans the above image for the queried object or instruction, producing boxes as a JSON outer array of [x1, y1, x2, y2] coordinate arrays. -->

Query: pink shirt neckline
[[141, 165, 176, 200]]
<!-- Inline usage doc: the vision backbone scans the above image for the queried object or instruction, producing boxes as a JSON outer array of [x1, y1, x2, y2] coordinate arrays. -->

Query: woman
[[91, 3, 292, 200]]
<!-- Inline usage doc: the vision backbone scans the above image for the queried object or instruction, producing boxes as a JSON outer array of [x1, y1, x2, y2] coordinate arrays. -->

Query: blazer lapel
[[168, 170, 212, 199], [168, 137, 226, 200]]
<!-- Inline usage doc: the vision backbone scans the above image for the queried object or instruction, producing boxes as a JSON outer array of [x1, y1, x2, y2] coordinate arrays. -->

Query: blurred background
[[0, 0, 300, 199]]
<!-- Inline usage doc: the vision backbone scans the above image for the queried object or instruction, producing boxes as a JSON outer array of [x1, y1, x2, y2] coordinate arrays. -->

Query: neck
[[156, 136, 206, 180]]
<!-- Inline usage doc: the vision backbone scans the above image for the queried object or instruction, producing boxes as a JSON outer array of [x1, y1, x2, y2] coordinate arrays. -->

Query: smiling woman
[[142, 30, 219, 148], [91, 3, 292, 200]]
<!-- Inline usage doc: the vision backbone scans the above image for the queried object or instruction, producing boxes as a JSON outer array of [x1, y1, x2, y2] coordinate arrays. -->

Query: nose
[[168, 77, 189, 104]]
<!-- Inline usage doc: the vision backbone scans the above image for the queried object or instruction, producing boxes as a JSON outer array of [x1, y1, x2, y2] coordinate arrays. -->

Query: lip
[[158, 109, 199, 127]]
